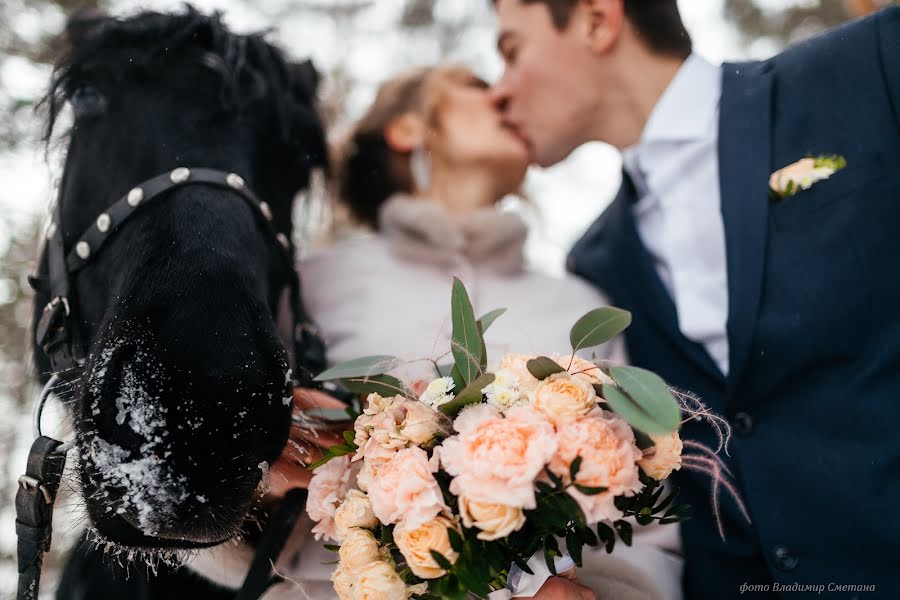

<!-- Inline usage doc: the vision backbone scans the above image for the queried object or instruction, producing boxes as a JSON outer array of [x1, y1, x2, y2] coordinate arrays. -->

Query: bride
[[188, 64, 682, 600]]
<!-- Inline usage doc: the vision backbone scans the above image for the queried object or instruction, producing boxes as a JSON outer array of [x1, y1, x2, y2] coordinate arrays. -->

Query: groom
[[491, 1, 900, 598]]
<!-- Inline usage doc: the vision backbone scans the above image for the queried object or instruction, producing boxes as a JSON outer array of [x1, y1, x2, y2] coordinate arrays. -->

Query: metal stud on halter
[[170, 167, 191, 183], [227, 172, 245, 189], [96, 213, 111, 233], [259, 202, 273, 221], [127, 187, 144, 207], [75, 241, 90, 259]]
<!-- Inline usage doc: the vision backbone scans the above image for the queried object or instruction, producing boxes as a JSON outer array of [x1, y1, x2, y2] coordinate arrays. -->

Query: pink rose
[[440, 404, 557, 509], [307, 456, 360, 542], [548, 411, 643, 524], [366, 446, 448, 528]]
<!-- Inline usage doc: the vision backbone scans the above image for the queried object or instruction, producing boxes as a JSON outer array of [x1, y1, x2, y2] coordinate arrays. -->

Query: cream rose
[[351, 561, 409, 600], [334, 489, 379, 539], [338, 527, 383, 573], [393, 514, 460, 579], [531, 371, 598, 419], [307, 455, 359, 542], [549, 412, 643, 524], [332, 564, 355, 600], [638, 431, 683, 480], [551, 354, 614, 385], [399, 399, 444, 445], [458, 496, 526, 541]]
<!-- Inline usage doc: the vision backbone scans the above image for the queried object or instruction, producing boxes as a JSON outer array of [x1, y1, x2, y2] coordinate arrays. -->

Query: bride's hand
[[266, 387, 352, 499], [515, 571, 597, 600]]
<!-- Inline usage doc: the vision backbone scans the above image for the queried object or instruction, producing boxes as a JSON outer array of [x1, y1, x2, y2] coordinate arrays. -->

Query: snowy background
[[0, 0, 891, 596]]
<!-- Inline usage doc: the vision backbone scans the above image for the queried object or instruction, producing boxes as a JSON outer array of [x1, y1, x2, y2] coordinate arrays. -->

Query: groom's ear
[[583, 0, 626, 55], [384, 113, 426, 152]]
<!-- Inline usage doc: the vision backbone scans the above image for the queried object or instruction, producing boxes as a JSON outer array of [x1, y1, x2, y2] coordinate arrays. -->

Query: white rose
[[334, 490, 379, 540], [458, 496, 526, 541], [393, 514, 460, 579], [399, 400, 443, 445], [351, 561, 409, 600], [531, 372, 598, 418], [338, 528, 382, 573], [638, 431, 683, 480]]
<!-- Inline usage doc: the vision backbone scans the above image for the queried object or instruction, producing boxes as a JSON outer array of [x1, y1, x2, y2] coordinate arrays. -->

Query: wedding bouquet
[[305, 278, 692, 600]]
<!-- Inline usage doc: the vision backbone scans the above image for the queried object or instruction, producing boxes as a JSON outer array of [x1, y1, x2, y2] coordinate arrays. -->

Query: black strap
[[15, 436, 66, 600], [235, 488, 309, 600]]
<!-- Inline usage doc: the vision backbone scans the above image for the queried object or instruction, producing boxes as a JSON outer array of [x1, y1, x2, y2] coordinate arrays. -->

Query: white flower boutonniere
[[769, 154, 847, 200]]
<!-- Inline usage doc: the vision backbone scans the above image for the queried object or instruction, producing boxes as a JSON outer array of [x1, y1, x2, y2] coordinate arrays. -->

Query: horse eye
[[71, 86, 108, 119]]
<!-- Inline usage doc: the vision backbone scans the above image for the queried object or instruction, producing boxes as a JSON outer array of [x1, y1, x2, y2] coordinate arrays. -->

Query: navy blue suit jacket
[[569, 8, 900, 599]]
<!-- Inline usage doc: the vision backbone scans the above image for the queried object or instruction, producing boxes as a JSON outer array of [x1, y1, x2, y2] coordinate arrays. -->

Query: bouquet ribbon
[[487, 551, 576, 599]]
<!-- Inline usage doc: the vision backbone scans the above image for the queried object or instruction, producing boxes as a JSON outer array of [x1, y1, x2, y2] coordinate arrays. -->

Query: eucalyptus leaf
[[342, 374, 407, 398], [450, 277, 483, 384], [574, 484, 608, 496], [569, 307, 632, 352], [614, 520, 633, 546], [526, 356, 565, 380], [314, 355, 402, 382], [438, 373, 495, 416], [604, 366, 681, 434], [477, 308, 507, 333]]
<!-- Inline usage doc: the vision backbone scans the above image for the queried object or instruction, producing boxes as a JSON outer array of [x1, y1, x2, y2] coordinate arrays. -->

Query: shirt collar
[[637, 53, 722, 145]]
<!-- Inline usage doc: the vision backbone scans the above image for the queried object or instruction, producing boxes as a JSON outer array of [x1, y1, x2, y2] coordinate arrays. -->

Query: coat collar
[[718, 61, 774, 393], [377, 194, 528, 275]]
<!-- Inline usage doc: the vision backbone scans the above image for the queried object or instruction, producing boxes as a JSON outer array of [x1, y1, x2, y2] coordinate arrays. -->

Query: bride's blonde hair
[[336, 64, 477, 229]]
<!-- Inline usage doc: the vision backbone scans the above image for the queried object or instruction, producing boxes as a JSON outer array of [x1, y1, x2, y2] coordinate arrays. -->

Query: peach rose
[[338, 527, 384, 573], [393, 514, 460, 579], [531, 372, 598, 419], [440, 404, 557, 509], [638, 431, 683, 480], [551, 354, 614, 385], [496, 353, 540, 393], [334, 489, 379, 539], [458, 496, 526, 541], [351, 561, 408, 600], [307, 456, 359, 542], [549, 412, 643, 524], [399, 399, 444, 445], [366, 446, 448, 528], [331, 564, 355, 600]]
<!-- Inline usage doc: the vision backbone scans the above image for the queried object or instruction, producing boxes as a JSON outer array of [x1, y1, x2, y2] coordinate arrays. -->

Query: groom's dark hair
[[496, 0, 692, 58]]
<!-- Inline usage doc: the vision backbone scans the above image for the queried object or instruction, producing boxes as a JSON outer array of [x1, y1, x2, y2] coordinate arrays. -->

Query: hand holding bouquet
[[306, 279, 698, 599]]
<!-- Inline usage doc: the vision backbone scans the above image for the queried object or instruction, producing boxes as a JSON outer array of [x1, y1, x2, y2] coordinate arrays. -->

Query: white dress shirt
[[621, 54, 730, 375]]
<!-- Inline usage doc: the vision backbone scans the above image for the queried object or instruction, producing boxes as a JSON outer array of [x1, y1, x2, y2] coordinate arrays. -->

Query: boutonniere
[[769, 155, 847, 200]]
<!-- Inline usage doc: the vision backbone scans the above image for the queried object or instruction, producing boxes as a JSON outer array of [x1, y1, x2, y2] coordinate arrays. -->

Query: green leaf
[[435, 363, 455, 377], [342, 374, 407, 398], [450, 277, 483, 385], [604, 366, 681, 434], [544, 467, 564, 489], [614, 520, 633, 546], [477, 308, 507, 333], [543, 535, 560, 575], [597, 523, 616, 554], [569, 307, 632, 352], [447, 527, 464, 553], [430, 550, 455, 571], [566, 530, 584, 567], [569, 455, 583, 482], [438, 373, 495, 416], [526, 356, 565, 380], [574, 484, 608, 496], [342, 430, 357, 446], [314, 355, 402, 382], [323, 544, 340, 552]]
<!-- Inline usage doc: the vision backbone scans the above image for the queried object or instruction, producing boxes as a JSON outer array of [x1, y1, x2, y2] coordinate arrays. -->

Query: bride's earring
[[410, 145, 431, 192]]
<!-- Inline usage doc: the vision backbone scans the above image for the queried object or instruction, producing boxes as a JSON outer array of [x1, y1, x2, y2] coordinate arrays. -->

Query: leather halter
[[17, 167, 329, 600]]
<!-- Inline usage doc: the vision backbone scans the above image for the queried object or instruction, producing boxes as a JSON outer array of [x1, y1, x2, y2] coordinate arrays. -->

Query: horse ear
[[290, 59, 321, 97], [66, 9, 109, 47]]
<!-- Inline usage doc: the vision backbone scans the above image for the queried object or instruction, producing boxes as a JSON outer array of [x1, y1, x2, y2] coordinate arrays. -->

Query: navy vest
[[569, 9, 900, 599]]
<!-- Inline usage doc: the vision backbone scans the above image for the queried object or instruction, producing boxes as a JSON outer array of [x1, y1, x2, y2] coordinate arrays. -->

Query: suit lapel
[[719, 62, 774, 394], [604, 173, 723, 382]]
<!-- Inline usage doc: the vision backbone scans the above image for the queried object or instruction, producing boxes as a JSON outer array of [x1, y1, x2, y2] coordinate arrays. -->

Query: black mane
[[41, 5, 326, 167]]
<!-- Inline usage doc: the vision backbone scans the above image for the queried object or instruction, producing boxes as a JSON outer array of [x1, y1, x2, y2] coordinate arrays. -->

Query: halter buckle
[[17, 475, 53, 504]]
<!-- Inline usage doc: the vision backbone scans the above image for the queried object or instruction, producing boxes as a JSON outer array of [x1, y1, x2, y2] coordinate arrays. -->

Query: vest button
[[773, 545, 799, 571], [733, 411, 754, 437]]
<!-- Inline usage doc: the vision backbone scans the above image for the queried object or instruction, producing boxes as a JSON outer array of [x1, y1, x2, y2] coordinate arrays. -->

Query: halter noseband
[[17, 167, 328, 600]]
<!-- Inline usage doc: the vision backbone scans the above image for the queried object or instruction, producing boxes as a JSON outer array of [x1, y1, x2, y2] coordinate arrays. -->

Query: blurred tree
[[724, 0, 898, 47]]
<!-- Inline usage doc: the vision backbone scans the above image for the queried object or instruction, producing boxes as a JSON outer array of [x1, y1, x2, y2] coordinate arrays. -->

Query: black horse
[[29, 6, 327, 597]]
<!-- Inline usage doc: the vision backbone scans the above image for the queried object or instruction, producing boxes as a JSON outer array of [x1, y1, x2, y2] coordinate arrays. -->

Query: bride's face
[[427, 73, 529, 193]]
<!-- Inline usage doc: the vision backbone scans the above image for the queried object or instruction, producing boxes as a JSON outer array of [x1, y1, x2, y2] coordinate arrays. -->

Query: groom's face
[[491, 0, 601, 167]]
